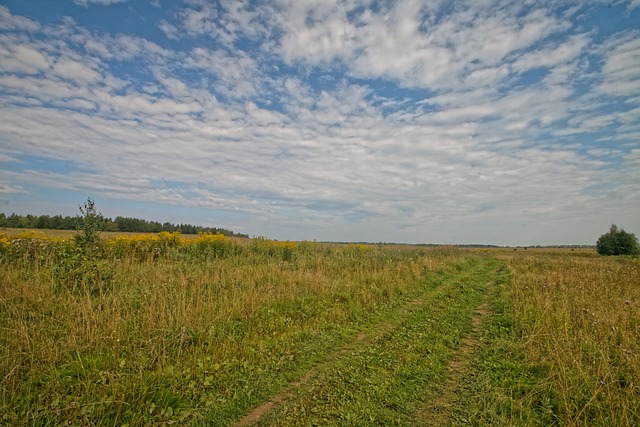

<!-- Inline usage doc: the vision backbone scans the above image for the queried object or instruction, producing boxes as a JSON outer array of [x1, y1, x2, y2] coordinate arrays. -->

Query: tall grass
[[5, 231, 634, 425], [456, 253, 640, 426], [507, 255, 640, 425], [0, 232, 464, 425]]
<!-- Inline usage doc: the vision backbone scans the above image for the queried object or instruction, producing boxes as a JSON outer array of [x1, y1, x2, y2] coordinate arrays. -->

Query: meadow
[[1, 229, 638, 426]]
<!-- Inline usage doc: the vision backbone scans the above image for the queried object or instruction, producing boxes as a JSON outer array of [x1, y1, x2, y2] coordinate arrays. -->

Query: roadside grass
[[454, 254, 640, 426]]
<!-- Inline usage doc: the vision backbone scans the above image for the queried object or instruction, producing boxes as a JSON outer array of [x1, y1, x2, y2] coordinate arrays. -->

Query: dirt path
[[233, 298, 426, 426], [232, 263, 498, 427], [416, 284, 493, 426], [233, 369, 316, 427]]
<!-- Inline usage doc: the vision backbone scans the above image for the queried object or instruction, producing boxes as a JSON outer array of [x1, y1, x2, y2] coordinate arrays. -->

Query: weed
[[455, 255, 640, 426]]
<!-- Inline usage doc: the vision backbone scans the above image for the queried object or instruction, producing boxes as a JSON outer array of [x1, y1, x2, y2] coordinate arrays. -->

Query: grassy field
[[1, 229, 638, 426], [453, 253, 640, 426]]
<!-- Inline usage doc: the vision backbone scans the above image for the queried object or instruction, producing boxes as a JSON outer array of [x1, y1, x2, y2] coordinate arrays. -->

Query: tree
[[596, 224, 640, 256], [36, 215, 50, 229], [74, 197, 104, 256]]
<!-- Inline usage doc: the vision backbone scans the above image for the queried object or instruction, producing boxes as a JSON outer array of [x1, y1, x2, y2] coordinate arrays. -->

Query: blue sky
[[0, 0, 639, 245]]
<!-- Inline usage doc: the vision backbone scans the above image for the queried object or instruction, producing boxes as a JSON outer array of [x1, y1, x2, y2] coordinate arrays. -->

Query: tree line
[[0, 212, 248, 238]]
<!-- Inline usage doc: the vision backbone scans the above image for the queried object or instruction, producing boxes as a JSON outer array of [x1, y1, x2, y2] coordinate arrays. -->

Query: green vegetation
[[596, 224, 640, 256], [256, 258, 504, 426], [0, 208, 247, 237], [454, 253, 640, 426], [73, 197, 103, 254], [1, 218, 638, 425]]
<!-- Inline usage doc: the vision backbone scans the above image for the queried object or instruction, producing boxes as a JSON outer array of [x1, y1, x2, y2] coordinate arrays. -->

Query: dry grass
[[506, 254, 640, 425]]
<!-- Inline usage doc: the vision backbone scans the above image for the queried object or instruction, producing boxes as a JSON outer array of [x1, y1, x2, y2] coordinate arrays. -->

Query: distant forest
[[0, 212, 248, 238]]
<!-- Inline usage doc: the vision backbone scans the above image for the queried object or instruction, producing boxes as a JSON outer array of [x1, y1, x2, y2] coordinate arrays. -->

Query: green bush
[[53, 197, 114, 295], [596, 225, 640, 256], [53, 254, 114, 296], [73, 197, 104, 257]]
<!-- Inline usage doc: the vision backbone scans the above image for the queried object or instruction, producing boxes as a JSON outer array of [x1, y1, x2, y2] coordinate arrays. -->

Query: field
[[1, 229, 638, 426]]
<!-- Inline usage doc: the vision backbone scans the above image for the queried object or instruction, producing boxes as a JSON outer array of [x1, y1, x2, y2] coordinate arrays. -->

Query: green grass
[[453, 254, 640, 426], [255, 258, 503, 426], [1, 235, 469, 425], [1, 232, 638, 426]]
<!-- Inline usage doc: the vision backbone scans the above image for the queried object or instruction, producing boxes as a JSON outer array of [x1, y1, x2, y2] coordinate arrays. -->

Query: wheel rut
[[416, 282, 493, 426], [232, 296, 429, 426], [233, 262, 498, 427]]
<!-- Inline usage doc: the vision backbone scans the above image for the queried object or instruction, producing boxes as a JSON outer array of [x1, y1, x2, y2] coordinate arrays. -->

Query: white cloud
[[182, 47, 262, 99], [0, 5, 40, 32], [74, 0, 128, 6], [180, 2, 218, 35], [511, 33, 591, 73], [0, 43, 49, 74], [158, 19, 180, 40], [277, 1, 572, 90], [598, 34, 640, 97], [0, 2, 639, 244], [178, 0, 270, 47], [0, 182, 25, 195], [51, 58, 102, 83], [244, 102, 287, 125]]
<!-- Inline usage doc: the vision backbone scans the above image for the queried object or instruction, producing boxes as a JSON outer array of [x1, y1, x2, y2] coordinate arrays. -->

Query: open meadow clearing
[[1, 230, 638, 426], [4, 1, 640, 425]]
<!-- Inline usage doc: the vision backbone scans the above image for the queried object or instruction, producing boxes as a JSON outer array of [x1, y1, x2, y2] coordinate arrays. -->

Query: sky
[[0, 0, 639, 246]]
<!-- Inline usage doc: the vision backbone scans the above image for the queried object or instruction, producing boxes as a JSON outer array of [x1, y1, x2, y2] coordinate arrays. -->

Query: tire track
[[416, 281, 494, 426], [233, 261, 499, 427], [232, 294, 435, 426]]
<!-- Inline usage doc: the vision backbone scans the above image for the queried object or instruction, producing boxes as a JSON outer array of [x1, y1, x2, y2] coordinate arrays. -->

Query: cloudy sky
[[0, 0, 639, 245]]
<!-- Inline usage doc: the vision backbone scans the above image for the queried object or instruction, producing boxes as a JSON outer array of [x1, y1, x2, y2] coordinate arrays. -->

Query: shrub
[[53, 197, 113, 295], [53, 252, 114, 296], [596, 225, 640, 256], [0, 233, 9, 254], [73, 197, 104, 258]]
